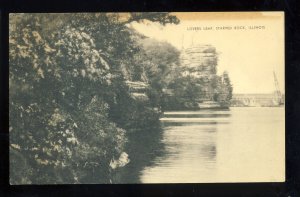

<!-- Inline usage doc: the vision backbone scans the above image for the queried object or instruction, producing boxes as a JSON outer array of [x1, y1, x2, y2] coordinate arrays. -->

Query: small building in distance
[[231, 93, 285, 107]]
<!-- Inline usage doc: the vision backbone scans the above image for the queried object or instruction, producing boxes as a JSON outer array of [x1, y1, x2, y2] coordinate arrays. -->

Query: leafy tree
[[121, 12, 179, 25], [222, 71, 233, 100], [9, 12, 180, 184], [130, 38, 181, 110], [9, 14, 128, 184]]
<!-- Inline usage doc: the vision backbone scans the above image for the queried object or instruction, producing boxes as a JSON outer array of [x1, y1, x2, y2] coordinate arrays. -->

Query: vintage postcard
[[9, 12, 284, 184]]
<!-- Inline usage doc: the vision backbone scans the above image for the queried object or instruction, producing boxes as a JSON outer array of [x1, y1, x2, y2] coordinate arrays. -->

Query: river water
[[119, 107, 285, 183]]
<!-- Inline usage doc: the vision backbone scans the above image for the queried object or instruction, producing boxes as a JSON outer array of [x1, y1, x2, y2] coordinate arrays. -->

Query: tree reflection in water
[[113, 110, 232, 183], [113, 124, 165, 183]]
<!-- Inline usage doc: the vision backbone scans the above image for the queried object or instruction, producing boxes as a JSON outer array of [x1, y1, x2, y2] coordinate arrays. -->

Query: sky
[[130, 12, 284, 94]]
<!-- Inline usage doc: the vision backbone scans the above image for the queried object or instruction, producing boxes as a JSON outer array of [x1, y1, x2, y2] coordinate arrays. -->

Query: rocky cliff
[[180, 44, 218, 79]]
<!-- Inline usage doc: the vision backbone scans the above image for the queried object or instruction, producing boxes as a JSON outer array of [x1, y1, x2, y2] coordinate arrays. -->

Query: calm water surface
[[119, 107, 285, 183]]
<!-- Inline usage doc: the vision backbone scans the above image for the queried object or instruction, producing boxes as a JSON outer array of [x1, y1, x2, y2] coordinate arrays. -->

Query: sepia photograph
[[9, 12, 284, 184]]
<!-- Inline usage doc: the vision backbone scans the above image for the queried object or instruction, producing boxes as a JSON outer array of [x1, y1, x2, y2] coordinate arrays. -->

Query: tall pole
[[273, 71, 282, 103]]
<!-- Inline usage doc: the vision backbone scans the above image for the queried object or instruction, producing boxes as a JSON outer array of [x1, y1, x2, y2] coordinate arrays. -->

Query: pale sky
[[130, 12, 284, 94]]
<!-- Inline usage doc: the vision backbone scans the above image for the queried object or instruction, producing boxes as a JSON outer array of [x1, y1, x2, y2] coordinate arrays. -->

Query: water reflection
[[117, 110, 230, 183], [139, 110, 228, 183], [117, 107, 284, 183]]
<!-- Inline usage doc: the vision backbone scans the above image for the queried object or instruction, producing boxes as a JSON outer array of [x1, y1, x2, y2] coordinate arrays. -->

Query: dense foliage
[[9, 13, 179, 184], [163, 73, 233, 110]]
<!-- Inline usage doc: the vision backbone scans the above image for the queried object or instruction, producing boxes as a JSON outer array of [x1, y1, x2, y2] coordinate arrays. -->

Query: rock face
[[125, 80, 149, 101], [180, 44, 218, 79], [163, 44, 232, 110], [180, 44, 219, 101]]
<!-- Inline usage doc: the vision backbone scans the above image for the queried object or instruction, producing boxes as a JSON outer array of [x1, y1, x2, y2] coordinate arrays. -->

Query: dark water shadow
[[161, 121, 229, 127], [114, 125, 165, 183]]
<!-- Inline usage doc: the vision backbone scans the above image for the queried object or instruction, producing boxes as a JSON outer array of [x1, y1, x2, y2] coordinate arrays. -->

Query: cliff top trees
[[163, 44, 233, 110]]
